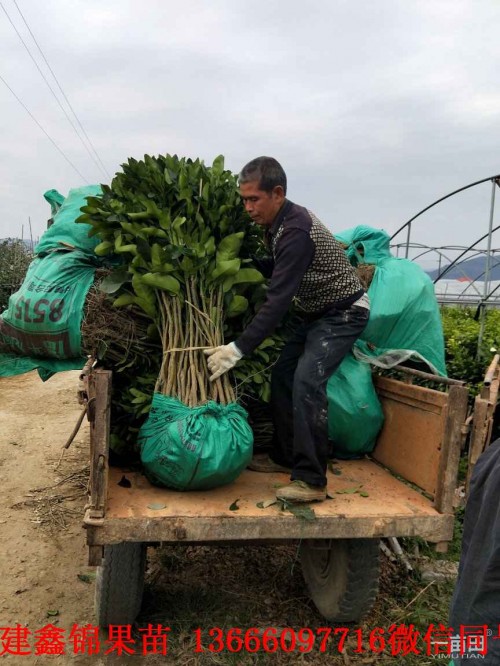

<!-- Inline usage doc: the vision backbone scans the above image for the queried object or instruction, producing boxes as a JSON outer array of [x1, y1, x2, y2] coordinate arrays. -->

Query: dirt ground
[[0, 370, 455, 666], [0, 371, 99, 664]]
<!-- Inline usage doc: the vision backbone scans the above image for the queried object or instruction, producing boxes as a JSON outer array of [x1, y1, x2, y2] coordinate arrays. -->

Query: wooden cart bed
[[86, 461, 452, 545]]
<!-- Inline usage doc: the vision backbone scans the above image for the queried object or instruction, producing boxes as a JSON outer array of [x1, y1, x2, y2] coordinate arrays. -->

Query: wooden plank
[[434, 385, 469, 513], [91, 512, 453, 545], [481, 353, 500, 389], [375, 376, 448, 409], [466, 396, 490, 492], [372, 377, 448, 495], [84, 462, 453, 545], [87, 544, 104, 566], [87, 370, 112, 519]]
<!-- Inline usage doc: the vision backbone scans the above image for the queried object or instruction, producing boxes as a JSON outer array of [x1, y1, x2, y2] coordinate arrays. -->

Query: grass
[[125, 539, 458, 665]]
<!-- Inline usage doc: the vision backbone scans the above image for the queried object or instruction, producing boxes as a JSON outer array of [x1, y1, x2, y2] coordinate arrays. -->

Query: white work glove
[[203, 342, 243, 381]]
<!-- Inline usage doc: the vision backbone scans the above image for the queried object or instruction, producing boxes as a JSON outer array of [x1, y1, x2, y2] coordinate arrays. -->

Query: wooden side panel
[[372, 376, 448, 497], [434, 385, 469, 513], [88, 369, 112, 520], [466, 396, 490, 491]]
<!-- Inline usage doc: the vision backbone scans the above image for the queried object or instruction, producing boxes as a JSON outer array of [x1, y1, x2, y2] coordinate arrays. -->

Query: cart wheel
[[95, 542, 147, 627], [300, 538, 379, 622]]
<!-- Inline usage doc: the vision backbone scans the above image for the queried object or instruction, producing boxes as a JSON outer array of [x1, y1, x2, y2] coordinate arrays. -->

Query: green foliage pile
[[0, 239, 32, 313], [78, 154, 282, 452]]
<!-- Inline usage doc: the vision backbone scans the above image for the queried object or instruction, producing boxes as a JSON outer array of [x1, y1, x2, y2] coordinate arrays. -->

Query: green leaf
[[180, 256, 195, 274], [113, 293, 136, 308], [229, 499, 240, 511], [173, 216, 187, 232], [204, 236, 216, 256], [159, 211, 171, 230], [151, 243, 163, 272], [140, 273, 181, 295], [94, 241, 114, 256], [120, 220, 140, 235], [216, 232, 244, 261], [212, 258, 241, 280], [226, 295, 248, 318], [212, 154, 225, 175], [359, 491, 370, 498], [259, 338, 275, 350], [133, 296, 157, 318], [233, 268, 265, 285], [222, 276, 236, 293], [131, 274, 157, 317], [260, 382, 271, 403], [281, 501, 317, 521], [99, 269, 129, 294], [115, 243, 138, 255]]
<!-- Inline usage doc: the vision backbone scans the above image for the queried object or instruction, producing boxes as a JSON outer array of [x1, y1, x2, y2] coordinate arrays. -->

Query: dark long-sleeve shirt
[[235, 200, 363, 356]]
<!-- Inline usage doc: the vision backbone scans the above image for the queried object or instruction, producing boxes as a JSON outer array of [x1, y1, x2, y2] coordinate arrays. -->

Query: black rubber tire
[[95, 542, 147, 627], [300, 538, 380, 622]]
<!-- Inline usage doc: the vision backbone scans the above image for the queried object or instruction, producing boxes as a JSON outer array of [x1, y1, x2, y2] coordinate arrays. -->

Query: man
[[204, 157, 369, 503]]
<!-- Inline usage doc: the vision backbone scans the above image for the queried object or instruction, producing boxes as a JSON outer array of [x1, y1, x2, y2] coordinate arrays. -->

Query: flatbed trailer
[[82, 366, 484, 626]]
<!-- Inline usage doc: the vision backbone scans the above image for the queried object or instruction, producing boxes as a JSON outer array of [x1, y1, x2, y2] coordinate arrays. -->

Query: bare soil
[[0, 371, 96, 664]]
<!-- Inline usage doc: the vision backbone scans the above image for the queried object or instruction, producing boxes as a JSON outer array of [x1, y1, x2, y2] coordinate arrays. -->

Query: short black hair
[[239, 156, 287, 194]]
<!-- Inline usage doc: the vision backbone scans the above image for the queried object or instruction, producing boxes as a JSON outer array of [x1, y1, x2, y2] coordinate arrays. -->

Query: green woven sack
[[139, 394, 254, 490], [0, 251, 96, 378], [327, 353, 384, 458], [36, 185, 102, 257], [335, 225, 446, 376]]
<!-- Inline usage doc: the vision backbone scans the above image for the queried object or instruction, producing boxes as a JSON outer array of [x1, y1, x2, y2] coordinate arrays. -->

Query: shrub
[[0, 239, 32, 313], [441, 306, 500, 390]]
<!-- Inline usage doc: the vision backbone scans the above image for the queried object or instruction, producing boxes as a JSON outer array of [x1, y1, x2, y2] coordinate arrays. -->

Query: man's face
[[239, 181, 285, 226]]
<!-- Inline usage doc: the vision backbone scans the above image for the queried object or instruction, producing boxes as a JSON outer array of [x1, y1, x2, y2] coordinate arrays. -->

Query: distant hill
[[426, 255, 500, 281]]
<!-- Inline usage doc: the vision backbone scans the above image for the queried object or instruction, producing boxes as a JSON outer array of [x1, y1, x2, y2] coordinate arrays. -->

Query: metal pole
[[477, 179, 497, 360], [405, 221, 411, 258]]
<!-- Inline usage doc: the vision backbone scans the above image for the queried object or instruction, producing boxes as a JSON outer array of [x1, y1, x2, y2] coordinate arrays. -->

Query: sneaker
[[247, 454, 291, 474], [276, 480, 327, 503]]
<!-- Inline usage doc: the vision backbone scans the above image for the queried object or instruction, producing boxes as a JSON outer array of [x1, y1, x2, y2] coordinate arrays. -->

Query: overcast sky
[[1, 0, 499, 266]]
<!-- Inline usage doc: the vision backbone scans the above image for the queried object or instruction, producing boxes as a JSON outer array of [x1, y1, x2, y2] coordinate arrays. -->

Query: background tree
[[0, 239, 32, 313]]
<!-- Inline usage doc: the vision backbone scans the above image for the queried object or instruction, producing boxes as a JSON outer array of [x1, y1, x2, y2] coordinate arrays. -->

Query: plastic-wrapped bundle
[[139, 394, 253, 490]]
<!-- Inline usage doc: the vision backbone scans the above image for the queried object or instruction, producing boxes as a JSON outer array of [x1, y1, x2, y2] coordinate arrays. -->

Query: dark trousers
[[270, 303, 369, 486]]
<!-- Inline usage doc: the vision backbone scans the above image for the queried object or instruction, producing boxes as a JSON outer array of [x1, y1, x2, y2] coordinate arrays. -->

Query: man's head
[[239, 157, 287, 226]]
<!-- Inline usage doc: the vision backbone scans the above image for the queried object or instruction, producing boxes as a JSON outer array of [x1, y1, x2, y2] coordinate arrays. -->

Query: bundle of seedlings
[[78, 154, 274, 488]]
